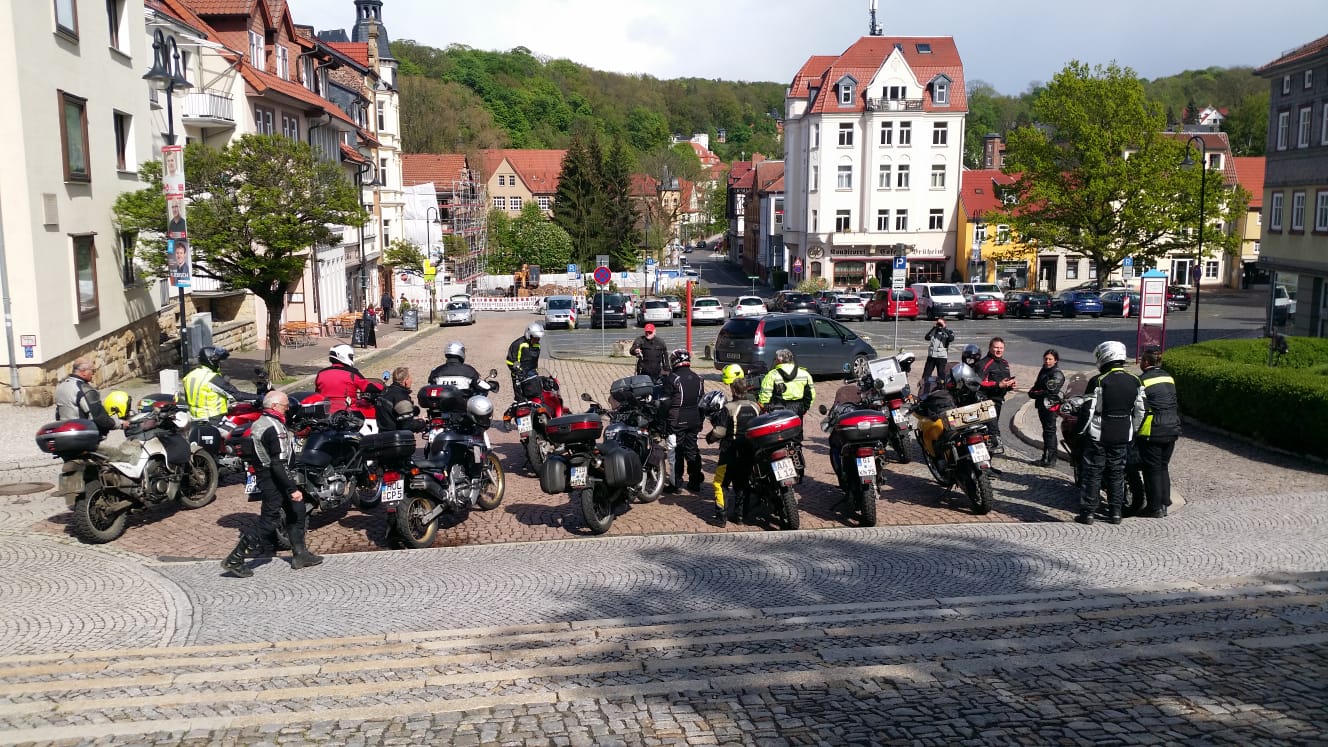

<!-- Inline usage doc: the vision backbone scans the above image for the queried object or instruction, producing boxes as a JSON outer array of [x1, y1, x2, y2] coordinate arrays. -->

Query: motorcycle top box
[[610, 375, 654, 403], [943, 400, 998, 432], [544, 413, 604, 445], [417, 385, 469, 413], [35, 419, 102, 457], [518, 373, 556, 400], [834, 410, 890, 443], [138, 393, 178, 413], [744, 410, 803, 450], [360, 430, 417, 460]]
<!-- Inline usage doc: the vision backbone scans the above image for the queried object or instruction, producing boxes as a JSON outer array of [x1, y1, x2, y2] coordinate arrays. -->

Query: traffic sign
[[893, 256, 907, 272], [593, 266, 612, 285], [567, 263, 578, 274], [621, 271, 628, 279], [792, 258, 803, 272], [892, 274, 905, 292], [645, 258, 655, 267]]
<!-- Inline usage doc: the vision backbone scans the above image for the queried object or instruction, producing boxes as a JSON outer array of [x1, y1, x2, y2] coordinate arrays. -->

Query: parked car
[[865, 288, 919, 320], [856, 291, 875, 306], [812, 290, 839, 315], [442, 299, 475, 326], [1009, 292, 1052, 318], [730, 295, 768, 318], [1274, 284, 1296, 322], [966, 293, 1007, 320], [636, 298, 673, 327], [778, 292, 819, 313], [912, 283, 967, 320], [690, 297, 726, 325], [711, 313, 877, 378], [1051, 290, 1104, 318], [590, 292, 628, 328], [543, 295, 578, 329], [1167, 285, 1191, 311], [1099, 290, 1140, 317], [828, 295, 866, 321], [666, 297, 683, 317], [958, 282, 1003, 303]]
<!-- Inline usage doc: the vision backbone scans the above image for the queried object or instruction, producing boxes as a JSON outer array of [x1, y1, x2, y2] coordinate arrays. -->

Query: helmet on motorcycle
[[103, 390, 130, 419], [670, 348, 691, 367], [466, 394, 494, 421], [444, 341, 466, 362], [947, 363, 981, 394], [699, 389, 727, 416], [526, 323, 545, 341], [197, 346, 230, 371], [721, 363, 745, 385], [329, 344, 355, 367], [960, 343, 982, 367], [1093, 340, 1128, 371], [894, 350, 916, 373]]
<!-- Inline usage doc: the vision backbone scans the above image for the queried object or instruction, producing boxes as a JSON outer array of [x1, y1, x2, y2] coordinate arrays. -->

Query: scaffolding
[[437, 169, 487, 285]]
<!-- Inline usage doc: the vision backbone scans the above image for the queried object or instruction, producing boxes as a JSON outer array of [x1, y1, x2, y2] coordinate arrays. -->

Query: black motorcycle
[[729, 409, 804, 530], [854, 352, 916, 464], [819, 402, 889, 527]]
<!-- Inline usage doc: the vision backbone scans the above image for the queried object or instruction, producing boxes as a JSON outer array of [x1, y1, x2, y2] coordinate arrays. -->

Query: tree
[[509, 202, 573, 270], [383, 238, 426, 275], [600, 138, 640, 269], [997, 62, 1244, 282], [485, 208, 517, 273], [112, 135, 365, 379], [551, 127, 603, 268], [1222, 89, 1269, 156]]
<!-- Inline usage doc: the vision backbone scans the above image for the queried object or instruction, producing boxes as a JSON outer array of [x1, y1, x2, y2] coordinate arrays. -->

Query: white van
[[958, 282, 1003, 303], [911, 283, 967, 320], [544, 295, 578, 329]]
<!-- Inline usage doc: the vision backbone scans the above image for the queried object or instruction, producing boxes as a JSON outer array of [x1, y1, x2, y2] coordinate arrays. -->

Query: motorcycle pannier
[[943, 400, 998, 432], [835, 410, 890, 443], [35, 419, 101, 457], [600, 443, 643, 489], [544, 413, 603, 445], [417, 385, 468, 413], [539, 453, 570, 494], [610, 375, 654, 403], [360, 430, 417, 460], [743, 410, 803, 451]]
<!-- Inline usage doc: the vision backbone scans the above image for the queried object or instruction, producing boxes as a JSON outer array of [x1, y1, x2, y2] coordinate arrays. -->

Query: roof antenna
[[868, 0, 883, 36]]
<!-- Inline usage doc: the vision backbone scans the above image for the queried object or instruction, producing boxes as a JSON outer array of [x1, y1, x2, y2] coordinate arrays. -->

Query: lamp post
[[1181, 135, 1208, 345], [143, 29, 193, 375], [355, 160, 379, 313], [425, 205, 440, 324]]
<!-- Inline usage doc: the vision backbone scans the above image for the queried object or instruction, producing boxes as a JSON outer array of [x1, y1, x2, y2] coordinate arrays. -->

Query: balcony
[[865, 98, 924, 112], [180, 90, 235, 127]]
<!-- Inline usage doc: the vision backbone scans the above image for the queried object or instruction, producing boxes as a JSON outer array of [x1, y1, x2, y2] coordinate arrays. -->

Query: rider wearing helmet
[[428, 341, 481, 390], [182, 346, 260, 420], [661, 348, 705, 494], [911, 362, 987, 457], [1074, 340, 1146, 526], [315, 343, 372, 413], [707, 364, 762, 526], [54, 357, 123, 436], [506, 323, 544, 389]]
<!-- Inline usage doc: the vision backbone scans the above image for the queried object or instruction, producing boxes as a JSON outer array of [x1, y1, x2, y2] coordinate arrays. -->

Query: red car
[[865, 288, 919, 320], [966, 293, 1007, 319]]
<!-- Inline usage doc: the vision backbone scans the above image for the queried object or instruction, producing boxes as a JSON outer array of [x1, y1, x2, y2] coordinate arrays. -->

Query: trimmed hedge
[[1163, 338, 1328, 458]]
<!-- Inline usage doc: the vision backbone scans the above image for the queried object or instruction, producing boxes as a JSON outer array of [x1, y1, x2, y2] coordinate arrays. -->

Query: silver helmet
[[526, 323, 545, 340], [444, 341, 466, 361], [466, 394, 494, 421], [1094, 340, 1128, 370]]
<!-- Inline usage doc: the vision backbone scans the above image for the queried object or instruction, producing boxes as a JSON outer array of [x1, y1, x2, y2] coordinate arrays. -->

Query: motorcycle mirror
[[488, 368, 498, 378], [489, 382, 501, 394], [818, 404, 828, 415], [581, 392, 593, 402]]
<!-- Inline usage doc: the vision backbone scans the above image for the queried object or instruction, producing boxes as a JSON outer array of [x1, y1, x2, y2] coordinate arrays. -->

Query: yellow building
[[956, 170, 1038, 290]]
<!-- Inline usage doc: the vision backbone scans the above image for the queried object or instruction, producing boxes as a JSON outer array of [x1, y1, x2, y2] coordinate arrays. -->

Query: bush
[[866, 277, 881, 291], [771, 269, 788, 291], [1164, 338, 1328, 458], [797, 277, 828, 293]]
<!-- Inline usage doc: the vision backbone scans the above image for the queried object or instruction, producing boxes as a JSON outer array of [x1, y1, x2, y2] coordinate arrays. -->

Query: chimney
[[983, 133, 1003, 170]]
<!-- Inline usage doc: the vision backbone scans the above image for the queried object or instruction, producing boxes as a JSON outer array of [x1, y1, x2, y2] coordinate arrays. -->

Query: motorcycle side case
[[35, 419, 101, 458], [539, 453, 570, 494], [360, 430, 417, 461], [834, 410, 890, 444], [189, 422, 224, 458], [600, 443, 643, 489]]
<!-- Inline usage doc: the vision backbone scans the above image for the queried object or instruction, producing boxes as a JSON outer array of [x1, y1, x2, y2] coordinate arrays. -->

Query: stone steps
[[1, 574, 1325, 745]]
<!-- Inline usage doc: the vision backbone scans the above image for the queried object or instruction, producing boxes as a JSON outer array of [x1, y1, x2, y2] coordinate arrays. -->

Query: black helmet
[[960, 343, 982, 367], [198, 346, 230, 371], [670, 348, 692, 367]]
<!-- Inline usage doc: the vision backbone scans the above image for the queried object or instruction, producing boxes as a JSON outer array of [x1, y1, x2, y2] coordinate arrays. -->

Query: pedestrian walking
[[920, 319, 954, 393], [1027, 349, 1066, 466], [977, 337, 1017, 451], [662, 348, 705, 493], [1136, 345, 1181, 518], [1075, 341, 1146, 525], [380, 291, 394, 323]]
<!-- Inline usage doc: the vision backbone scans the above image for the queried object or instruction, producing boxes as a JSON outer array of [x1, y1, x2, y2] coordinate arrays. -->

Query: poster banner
[[162, 145, 185, 197], [168, 238, 192, 288]]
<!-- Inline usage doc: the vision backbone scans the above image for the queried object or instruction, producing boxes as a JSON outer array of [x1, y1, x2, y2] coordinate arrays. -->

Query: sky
[[286, 0, 1328, 95]]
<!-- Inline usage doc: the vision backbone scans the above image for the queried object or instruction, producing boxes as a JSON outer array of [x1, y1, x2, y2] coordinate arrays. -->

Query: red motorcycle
[[503, 369, 567, 473]]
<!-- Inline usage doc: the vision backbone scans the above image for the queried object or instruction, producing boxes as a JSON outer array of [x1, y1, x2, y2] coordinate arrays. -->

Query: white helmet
[[466, 394, 494, 421], [526, 323, 545, 340], [329, 344, 355, 367], [445, 341, 466, 361], [1093, 340, 1128, 370]]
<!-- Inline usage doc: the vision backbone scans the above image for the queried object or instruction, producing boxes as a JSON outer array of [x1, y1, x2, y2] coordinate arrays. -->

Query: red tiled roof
[[1162, 131, 1238, 186], [791, 37, 967, 116], [482, 149, 566, 195], [239, 62, 358, 128], [402, 154, 470, 186], [754, 161, 784, 194], [1232, 157, 1266, 208], [629, 174, 659, 198], [788, 56, 836, 99], [183, 0, 253, 13], [340, 143, 369, 165], [959, 169, 1018, 218], [325, 41, 370, 69], [1256, 33, 1328, 74]]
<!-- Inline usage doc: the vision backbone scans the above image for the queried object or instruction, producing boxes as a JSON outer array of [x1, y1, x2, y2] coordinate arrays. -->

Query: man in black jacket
[[221, 391, 322, 577], [662, 348, 705, 493], [429, 341, 481, 389], [376, 367, 427, 433], [630, 324, 670, 380], [977, 337, 1017, 450], [1136, 346, 1181, 518], [1075, 341, 1146, 526]]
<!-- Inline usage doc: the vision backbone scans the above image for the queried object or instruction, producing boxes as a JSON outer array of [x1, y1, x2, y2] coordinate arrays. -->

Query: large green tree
[[112, 135, 365, 378], [998, 62, 1244, 281], [509, 202, 574, 271], [600, 138, 640, 269], [551, 127, 603, 268]]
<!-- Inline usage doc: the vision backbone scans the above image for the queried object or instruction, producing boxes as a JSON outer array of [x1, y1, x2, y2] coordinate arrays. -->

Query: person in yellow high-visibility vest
[[183, 346, 260, 420]]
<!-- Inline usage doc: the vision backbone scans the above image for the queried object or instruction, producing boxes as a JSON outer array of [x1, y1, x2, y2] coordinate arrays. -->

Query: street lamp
[[1180, 135, 1208, 345], [425, 205, 440, 324], [355, 159, 380, 313]]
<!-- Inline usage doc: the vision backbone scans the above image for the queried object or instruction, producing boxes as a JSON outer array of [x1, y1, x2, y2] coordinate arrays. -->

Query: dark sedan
[[1009, 292, 1052, 318], [777, 292, 818, 313], [1167, 286, 1190, 311], [1099, 290, 1141, 317], [1051, 290, 1104, 318]]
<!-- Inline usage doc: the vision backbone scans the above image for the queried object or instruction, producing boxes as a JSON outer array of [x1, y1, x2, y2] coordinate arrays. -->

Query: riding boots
[[288, 521, 323, 570], [221, 536, 255, 578]]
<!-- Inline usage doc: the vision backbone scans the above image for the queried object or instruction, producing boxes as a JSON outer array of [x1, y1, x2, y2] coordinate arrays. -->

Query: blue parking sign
[[567, 263, 578, 274], [893, 256, 906, 271]]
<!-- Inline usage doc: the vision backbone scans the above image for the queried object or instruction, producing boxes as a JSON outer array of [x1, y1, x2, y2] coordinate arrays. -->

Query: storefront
[[996, 260, 1029, 291], [832, 261, 867, 287], [906, 259, 947, 285]]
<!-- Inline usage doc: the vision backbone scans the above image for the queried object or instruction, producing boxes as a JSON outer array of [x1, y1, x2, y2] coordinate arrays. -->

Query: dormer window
[[840, 84, 853, 105], [1207, 152, 1223, 170], [931, 75, 952, 106], [248, 31, 263, 65]]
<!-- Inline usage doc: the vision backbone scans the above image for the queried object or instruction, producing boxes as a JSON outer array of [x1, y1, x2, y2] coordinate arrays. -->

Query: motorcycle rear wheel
[[579, 483, 616, 535], [393, 494, 439, 549], [177, 451, 219, 510], [72, 486, 128, 544], [961, 469, 994, 515], [778, 486, 800, 530], [524, 435, 546, 474], [475, 453, 505, 511], [857, 482, 878, 527], [636, 463, 665, 503]]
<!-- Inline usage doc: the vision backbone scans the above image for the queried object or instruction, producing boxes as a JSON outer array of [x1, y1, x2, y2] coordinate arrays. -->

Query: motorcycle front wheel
[[777, 486, 800, 530], [393, 493, 439, 549], [579, 483, 617, 535], [475, 452, 505, 511], [636, 462, 665, 503], [177, 450, 219, 510], [961, 468, 994, 515], [72, 485, 128, 544]]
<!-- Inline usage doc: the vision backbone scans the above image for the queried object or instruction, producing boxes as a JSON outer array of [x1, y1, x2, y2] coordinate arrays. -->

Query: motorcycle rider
[[182, 346, 261, 420], [314, 344, 373, 413], [920, 319, 954, 394], [1135, 345, 1181, 518], [376, 366, 428, 433], [54, 357, 123, 436], [707, 365, 763, 526], [429, 341, 482, 389], [1074, 340, 1146, 526], [505, 323, 544, 391], [221, 390, 323, 577], [662, 348, 705, 493], [758, 349, 816, 416], [977, 337, 1017, 452], [630, 323, 670, 380], [1027, 349, 1066, 466]]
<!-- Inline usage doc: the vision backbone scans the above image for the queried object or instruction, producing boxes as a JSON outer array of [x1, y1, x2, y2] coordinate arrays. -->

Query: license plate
[[856, 456, 877, 477], [570, 465, 588, 488], [381, 479, 404, 504], [244, 473, 259, 494], [723, 353, 742, 361], [968, 443, 990, 463], [772, 457, 797, 482], [892, 409, 908, 425], [516, 416, 532, 433]]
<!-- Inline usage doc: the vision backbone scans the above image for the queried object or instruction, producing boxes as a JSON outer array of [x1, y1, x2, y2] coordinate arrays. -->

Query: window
[[810, 165, 818, 192], [1203, 260, 1219, 279], [73, 235, 98, 319], [55, 0, 78, 38], [932, 122, 948, 146], [281, 113, 299, 140], [1277, 112, 1289, 150], [1270, 192, 1284, 231], [835, 210, 851, 232], [497, 175, 506, 186], [511, 196, 522, 211], [1065, 260, 1079, 280], [838, 122, 853, 146], [1088, 261, 1098, 281], [276, 46, 289, 80], [887, 85, 905, 100], [58, 91, 90, 182], [1282, 75, 1291, 94], [1307, 70, 1315, 89], [836, 163, 852, 189], [774, 197, 784, 225], [996, 224, 1010, 244], [811, 210, 818, 232], [106, 0, 124, 51], [248, 31, 263, 65], [379, 157, 388, 186], [1299, 107, 1312, 147], [1317, 191, 1328, 231], [1207, 152, 1222, 170], [930, 163, 945, 189], [894, 209, 908, 232], [811, 124, 819, 148], [1291, 191, 1305, 231], [934, 80, 949, 105], [928, 209, 944, 230], [376, 100, 385, 131], [839, 84, 853, 105], [254, 105, 274, 134], [876, 209, 890, 231], [974, 223, 987, 243], [112, 111, 131, 171], [493, 196, 506, 210], [119, 231, 136, 286], [896, 164, 910, 189], [879, 121, 893, 146], [538, 196, 550, 210], [1322, 103, 1328, 144], [898, 121, 912, 146], [877, 163, 891, 189]]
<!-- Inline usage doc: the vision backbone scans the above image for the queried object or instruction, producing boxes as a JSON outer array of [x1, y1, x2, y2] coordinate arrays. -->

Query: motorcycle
[[819, 402, 889, 526], [37, 403, 220, 544], [160, 367, 271, 480], [911, 396, 997, 514], [502, 369, 568, 474], [856, 352, 916, 464], [729, 409, 805, 530], [265, 400, 393, 515], [384, 370, 505, 548]]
